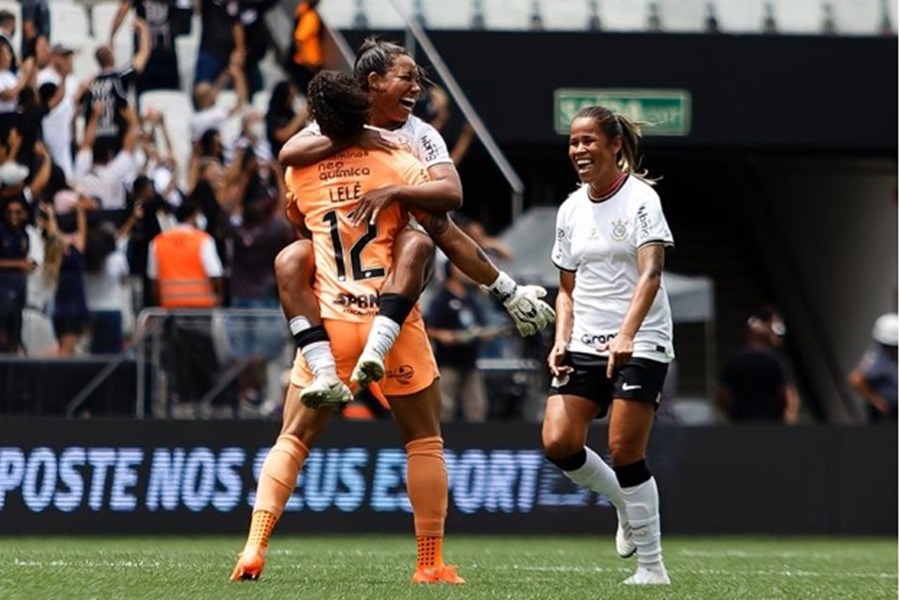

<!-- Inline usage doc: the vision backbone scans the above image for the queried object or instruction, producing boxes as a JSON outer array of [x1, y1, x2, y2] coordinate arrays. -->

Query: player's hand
[[501, 285, 555, 336], [348, 185, 398, 227], [547, 342, 571, 377], [597, 334, 634, 378]]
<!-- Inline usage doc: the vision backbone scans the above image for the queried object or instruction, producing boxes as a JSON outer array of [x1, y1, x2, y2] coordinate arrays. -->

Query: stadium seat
[[831, 0, 884, 35], [656, 0, 708, 32], [714, 0, 766, 33], [539, 0, 590, 31], [71, 39, 100, 82], [94, 0, 133, 44], [773, 0, 828, 34], [49, 3, 92, 44], [598, 0, 646, 31], [316, 0, 357, 29], [360, 0, 412, 29], [479, 0, 532, 30], [176, 35, 198, 91], [418, 0, 472, 30]]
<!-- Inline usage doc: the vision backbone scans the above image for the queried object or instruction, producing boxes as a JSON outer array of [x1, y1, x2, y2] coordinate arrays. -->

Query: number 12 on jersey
[[323, 210, 387, 282]]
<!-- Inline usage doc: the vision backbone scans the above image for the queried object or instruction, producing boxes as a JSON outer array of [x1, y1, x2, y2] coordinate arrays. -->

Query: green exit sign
[[554, 89, 692, 136]]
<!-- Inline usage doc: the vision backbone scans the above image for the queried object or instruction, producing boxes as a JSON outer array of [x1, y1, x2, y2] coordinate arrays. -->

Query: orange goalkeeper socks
[[246, 510, 278, 550], [406, 436, 448, 566], [251, 434, 310, 530]]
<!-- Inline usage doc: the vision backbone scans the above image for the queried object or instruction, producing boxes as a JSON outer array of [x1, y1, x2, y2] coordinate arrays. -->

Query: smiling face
[[568, 116, 622, 191], [367, 54, 421, 128]]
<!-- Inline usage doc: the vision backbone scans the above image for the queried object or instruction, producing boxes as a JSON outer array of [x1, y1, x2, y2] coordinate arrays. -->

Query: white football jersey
[[552, 176, 675, 363], [303, 115, 453, 169]]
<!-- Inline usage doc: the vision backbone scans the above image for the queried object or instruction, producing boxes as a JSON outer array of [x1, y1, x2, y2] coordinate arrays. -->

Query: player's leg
[[231, 382, 337, 581], [608, 358, 671, 585], [352, 228, 434, 386], [542, 354, 634, 559], [275, 239, 351, 407], [381, 317, 464, 584]]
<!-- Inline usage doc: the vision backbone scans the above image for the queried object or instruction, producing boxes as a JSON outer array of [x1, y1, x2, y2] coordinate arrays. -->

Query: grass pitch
[[0, 535, 895, 599]]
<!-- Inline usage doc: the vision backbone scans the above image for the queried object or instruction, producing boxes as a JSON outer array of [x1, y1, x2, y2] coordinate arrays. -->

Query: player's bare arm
[[349, 163, 462, 227], [548, 271, 575, 379], [279, 129, 398, 168]]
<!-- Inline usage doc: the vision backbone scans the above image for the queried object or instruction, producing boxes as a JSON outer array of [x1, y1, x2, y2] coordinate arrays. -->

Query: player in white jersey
[[275, 38, 554, 407], [543, 106, 674, 586]]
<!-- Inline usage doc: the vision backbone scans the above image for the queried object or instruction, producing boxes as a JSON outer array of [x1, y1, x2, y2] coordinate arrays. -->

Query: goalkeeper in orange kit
[[230, 70, 465, 585]]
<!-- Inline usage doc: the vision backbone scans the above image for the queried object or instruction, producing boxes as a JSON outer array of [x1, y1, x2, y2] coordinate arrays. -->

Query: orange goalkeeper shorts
[[290, 313, 439, 397]]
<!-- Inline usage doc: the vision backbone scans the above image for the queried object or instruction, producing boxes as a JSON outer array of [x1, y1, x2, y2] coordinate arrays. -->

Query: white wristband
[[488, 271, 517, 302]]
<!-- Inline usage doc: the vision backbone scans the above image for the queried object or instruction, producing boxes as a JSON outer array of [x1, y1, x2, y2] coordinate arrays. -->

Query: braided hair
[[307, 70, 371, 140]]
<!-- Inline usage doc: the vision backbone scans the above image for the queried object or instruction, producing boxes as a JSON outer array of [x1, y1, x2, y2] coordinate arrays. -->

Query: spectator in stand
[[227, 178, 294, 408], [189, 60, 248, 146], [716, 306, 801, 424], [283, 0, 322, 95], [426, 261, 503, 422], [110, 0, 182, 96], [30, 33, 49, 70], [84, 19, 150, 155], [195, 0, 246, 87], [238, 0, 278, 100], [74, 103, 141, 210], [83, 205, 141, 354], [265, 81, 306, 159], [20, 0, 49, 60], [0, 47, 35, 115], [138, 109, 183, 208], [0, 195, 33, 353], [52, 198, 90, 356], [22, 200, 64, 356], [0, 10, 18, 75], [147, 196, 225, 406], [38, 71, 88, 184], [848, 312, 898, 423]]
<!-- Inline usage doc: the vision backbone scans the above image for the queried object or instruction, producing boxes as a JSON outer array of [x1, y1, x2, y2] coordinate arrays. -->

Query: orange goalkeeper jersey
[[285, 147, 430, 322]]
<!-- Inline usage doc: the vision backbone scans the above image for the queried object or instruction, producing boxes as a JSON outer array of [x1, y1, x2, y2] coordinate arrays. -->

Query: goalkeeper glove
[[487, 272, 556, 337]]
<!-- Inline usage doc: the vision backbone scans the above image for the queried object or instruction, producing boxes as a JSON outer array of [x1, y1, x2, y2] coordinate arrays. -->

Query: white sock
[[621, 477, 663, 568], [301, 341, 337, 378], [288, 316, 312, 337], [362, 315, 401, 362], [563, 447, 627, 523], [289, 317, 336, 378]]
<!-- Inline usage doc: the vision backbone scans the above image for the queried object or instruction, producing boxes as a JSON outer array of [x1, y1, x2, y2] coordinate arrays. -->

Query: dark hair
[[175, 196, 200, 223], [353, 37, 411, 90], [84, 221, 117, 273], [38, 82, 58, 105], [573, 106, 655, 183], [269, 80, 294, 113], [307, 70, 370, 139]]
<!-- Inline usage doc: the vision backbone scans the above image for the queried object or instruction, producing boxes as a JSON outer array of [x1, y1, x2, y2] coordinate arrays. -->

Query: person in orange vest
[[283, 0, 322, 96], [147, 196, 226, 409], [147, 197, 224, 309]]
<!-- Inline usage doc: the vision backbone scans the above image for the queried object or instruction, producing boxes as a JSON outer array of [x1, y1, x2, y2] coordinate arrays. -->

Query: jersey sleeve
[[633, 188, 675, 250], [415, 121, 453, 169], [551, 202, 576, 272]]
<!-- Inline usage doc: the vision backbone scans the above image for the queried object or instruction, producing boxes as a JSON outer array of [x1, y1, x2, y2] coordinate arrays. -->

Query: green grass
[[0, 535, 895, 600]]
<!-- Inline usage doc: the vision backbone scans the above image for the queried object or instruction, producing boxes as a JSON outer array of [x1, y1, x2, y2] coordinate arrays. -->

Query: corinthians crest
[[610, 219, 628, 242]]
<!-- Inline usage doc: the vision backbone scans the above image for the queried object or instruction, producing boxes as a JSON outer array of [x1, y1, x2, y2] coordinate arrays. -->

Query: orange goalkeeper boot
[[411, 564, 466, 585], [230, 546, 266, 581]]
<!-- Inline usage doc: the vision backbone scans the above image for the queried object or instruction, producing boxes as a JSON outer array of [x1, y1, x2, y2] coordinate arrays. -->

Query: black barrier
[[0, 420, 894, 536]]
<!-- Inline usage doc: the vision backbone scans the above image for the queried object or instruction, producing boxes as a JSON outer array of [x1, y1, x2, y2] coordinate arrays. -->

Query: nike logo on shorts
[[622, 383, 642, 391]]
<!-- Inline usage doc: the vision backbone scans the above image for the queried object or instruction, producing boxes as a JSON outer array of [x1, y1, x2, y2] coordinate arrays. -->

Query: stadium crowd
[[0, 2, 528, 421]]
